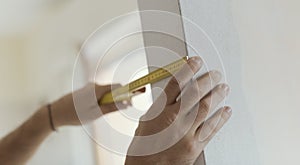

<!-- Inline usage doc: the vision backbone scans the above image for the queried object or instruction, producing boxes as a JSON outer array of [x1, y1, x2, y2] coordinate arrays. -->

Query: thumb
[[95, 83, 122, 100], [96, 83, 128, 115]]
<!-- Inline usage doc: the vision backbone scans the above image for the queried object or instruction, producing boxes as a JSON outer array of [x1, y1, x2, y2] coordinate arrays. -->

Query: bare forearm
[[0, 106, 53, 165], [0, 83, 126, 165]]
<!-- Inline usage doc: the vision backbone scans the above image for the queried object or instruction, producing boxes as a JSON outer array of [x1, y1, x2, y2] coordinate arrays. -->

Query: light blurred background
[[0, 0, 299, 165]]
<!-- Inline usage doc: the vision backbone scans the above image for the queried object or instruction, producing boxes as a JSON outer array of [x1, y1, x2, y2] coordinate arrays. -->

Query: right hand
[[125, 56, 232, 165]]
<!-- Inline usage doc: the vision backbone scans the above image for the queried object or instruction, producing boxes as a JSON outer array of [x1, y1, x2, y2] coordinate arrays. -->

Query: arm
[[0, 106, 52, 165], [0, 83, 131, 165]]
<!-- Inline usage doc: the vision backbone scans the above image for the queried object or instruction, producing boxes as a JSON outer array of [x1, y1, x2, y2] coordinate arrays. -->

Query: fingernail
[[192, 56, 202, 63], [219, 84, 230, 94], [210, 70, 222, 82], [224, 107, 232, 115], [188, 57, 202, 73], [122, 100, 129, 105]]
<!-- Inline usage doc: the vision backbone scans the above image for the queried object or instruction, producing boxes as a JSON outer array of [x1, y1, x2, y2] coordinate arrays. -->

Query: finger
[[195, 106, 232, 143], [95, 83, 121, 100], [95, 83, 121, 98], [189, 84, 230, 132], [98, 86, 146, 114], [176, 70, 222, 113], [163, 56, 203, 105]]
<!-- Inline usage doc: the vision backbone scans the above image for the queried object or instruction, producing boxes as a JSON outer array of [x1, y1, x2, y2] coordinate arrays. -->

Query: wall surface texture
[[180, 0, 260, 164], [181, 0, 300, 165], [231, 0, 300, 164]]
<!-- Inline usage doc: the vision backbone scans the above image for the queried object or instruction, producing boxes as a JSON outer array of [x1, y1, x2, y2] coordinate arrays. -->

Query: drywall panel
[[138, 0, 187, 93], [138, 0, 206, 164]]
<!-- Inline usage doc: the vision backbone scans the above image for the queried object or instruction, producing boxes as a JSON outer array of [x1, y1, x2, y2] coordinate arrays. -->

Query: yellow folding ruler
[[99, 56, 189, 104]]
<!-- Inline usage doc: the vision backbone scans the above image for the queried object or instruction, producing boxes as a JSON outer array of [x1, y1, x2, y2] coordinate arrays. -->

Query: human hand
[[50, 83, 132, 128], [125, 56, 232, 165]]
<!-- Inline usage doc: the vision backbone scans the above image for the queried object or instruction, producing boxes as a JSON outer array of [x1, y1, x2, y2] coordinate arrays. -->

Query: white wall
[[181, 0, 300, 164], [231, 0, 300, 164], [180, 0, 260, 164], [0, 0, 138, 165], [0, 38, 29, 134]]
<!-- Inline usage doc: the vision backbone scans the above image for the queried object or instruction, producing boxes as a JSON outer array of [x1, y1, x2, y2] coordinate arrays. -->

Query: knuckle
[[163, 110, 179, 125], [184, 84, 201, 101], [169, 77, 180, 89], [167, 112, 178, 124], [184, 140, 197, 153], [199, 100, 210, 113], [188, 60, 198, 71], [194, 108, 207, 122], [191, 82, 203, 97]]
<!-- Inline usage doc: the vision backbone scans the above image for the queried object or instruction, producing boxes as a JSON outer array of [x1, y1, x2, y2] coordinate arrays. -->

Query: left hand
[[50, 83, 131, 128], [125, 57, 231, 165]]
